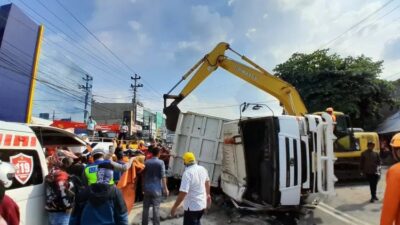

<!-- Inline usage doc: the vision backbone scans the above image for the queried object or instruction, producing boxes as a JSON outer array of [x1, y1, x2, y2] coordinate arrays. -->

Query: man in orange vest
[[381, 133, 400, 225], [326, 107, 336, 122]]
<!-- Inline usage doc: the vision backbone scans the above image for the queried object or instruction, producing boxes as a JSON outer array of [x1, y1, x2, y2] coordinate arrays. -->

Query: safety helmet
[[0, 161, 16, 188], [326, 107, 334, 112], [390, 133, 400, 148], [391, 133, 400, 162], [182, 152, 196, 165]]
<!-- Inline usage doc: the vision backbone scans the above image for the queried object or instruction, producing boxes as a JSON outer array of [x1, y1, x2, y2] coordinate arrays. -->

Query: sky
[[3, 0, 400, 121]]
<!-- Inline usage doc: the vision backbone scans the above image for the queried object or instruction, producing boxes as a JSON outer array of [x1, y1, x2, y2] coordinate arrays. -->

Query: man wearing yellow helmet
[[381, 133, 400, 225], [170, 152, 211, 225]]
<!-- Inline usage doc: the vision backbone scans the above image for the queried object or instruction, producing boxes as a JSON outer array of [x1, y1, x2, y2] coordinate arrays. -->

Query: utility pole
[[149, 114, 153, 139], [130, 74, 143, 126], [79, 74, 93, 123]]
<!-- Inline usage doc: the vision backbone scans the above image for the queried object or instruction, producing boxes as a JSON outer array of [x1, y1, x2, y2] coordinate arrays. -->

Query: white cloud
[[245, 28, 257, 38], [129, 20, 141, 31], [177, 41, 202, 51], [277, 0, 316, 12], [39, 0, 400, 120]]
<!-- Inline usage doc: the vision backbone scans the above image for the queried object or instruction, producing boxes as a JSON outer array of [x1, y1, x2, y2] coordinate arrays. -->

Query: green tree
[[274, 50, 396, 130]]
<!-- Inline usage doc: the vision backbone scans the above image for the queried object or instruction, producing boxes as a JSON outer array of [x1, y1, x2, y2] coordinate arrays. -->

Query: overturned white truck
[[164, 42, 336, 209], [169, 111, 336, 209]]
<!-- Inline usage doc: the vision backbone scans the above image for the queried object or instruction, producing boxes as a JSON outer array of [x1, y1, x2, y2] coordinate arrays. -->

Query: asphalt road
[[129, 169, 388, 225], [299, 168, 386, 225]]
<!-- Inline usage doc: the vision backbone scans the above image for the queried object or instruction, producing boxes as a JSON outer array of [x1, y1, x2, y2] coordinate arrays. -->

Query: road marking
[[316, 202, 372, 225]]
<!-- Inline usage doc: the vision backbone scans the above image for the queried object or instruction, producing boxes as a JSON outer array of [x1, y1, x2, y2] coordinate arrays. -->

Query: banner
[[0, 4, 41, 123], [136, 104, 144, 123]]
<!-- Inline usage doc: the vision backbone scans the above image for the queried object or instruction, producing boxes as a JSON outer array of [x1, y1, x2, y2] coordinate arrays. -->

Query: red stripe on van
[[30, 137, 37, 147], [4, 134, 12, 146], [0, 134, 3, 145], [13, 135, 29, 147]]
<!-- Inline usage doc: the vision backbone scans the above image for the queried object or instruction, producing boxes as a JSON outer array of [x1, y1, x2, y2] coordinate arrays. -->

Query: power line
[[354, 2, 400, 35], [372, 2, 400, 21], [54, 0, 133, 74], [0, 40, 85, 92], [54, 0, 163, 97], [93, 94, 132, 100], [8, 0, 130, 89], [2, 1, 162, 111], [34, 0, 131, 76], [6, 1, 163, 101], [0, 6, 116, 81], [319, 0, 395, 49], [18, 0, 128, 77], [384, 71, 400, 80], [181, 100, 278, 110], [0, 53, 116, 114]]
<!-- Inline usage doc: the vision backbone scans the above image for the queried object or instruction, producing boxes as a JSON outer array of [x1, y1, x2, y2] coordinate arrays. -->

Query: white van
[[0, 121, 86, 225]]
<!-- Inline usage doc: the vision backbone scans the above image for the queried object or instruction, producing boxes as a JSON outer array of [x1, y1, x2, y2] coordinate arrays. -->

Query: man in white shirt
[[170, 152, 211, 225], [86, 116, 97, 137]]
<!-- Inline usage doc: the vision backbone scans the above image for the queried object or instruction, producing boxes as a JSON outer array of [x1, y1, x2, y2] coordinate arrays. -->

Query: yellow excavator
[[163, 42, 378, 180]]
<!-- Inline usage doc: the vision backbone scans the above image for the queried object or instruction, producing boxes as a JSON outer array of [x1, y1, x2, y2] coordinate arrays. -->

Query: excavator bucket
[[163, 104, 181, 132]]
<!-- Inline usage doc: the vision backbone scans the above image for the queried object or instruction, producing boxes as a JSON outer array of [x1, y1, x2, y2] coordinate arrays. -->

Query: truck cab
[[0, 121, 86, 225], [221, 114, 336, 209]]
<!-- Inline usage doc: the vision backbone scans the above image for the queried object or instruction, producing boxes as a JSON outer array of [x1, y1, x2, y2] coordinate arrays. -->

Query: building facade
[[91, 101, 166, 139]]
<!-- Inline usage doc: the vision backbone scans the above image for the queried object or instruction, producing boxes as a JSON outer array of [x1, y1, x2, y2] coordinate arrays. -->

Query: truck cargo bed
[[168, 112, 230, 187]]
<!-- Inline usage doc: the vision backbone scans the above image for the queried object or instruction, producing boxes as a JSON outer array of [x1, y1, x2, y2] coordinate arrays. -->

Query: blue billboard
[[0, 3, 41, 123]]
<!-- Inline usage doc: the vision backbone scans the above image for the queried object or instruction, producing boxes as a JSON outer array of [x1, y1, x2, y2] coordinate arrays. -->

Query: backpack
[[45, 169, 75, 212], [69, 174, 85, 195]]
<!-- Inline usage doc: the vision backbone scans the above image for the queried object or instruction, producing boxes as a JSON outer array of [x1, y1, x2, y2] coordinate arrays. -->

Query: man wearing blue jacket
[[69, 162, 128, 225]]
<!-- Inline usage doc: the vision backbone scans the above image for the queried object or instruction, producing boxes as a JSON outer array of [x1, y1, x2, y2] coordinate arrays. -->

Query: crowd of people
[[0, 134, 210, 225], [4, 114, 400, 224]]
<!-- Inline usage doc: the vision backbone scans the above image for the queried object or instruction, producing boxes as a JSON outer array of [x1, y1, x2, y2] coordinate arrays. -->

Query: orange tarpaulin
[[117, 157, 145, 213]]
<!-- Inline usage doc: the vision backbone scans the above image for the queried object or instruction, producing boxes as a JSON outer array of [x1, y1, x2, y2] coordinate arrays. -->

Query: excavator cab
[[314, 111, 357, 152], [334, 114, 358, 152]]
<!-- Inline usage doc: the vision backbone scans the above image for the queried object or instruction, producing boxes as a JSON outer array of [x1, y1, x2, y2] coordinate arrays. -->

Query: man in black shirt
[[360, 140, 381, 203]]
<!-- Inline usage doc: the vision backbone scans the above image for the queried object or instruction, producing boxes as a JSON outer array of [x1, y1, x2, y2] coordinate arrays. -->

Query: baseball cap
[[367, 140, 375, 145], [182, 152, 196, 164]]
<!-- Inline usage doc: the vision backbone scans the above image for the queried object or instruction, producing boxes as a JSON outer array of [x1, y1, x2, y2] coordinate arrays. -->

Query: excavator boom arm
[[219, 57, 307, 116], [164, 42, 307, 131]]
